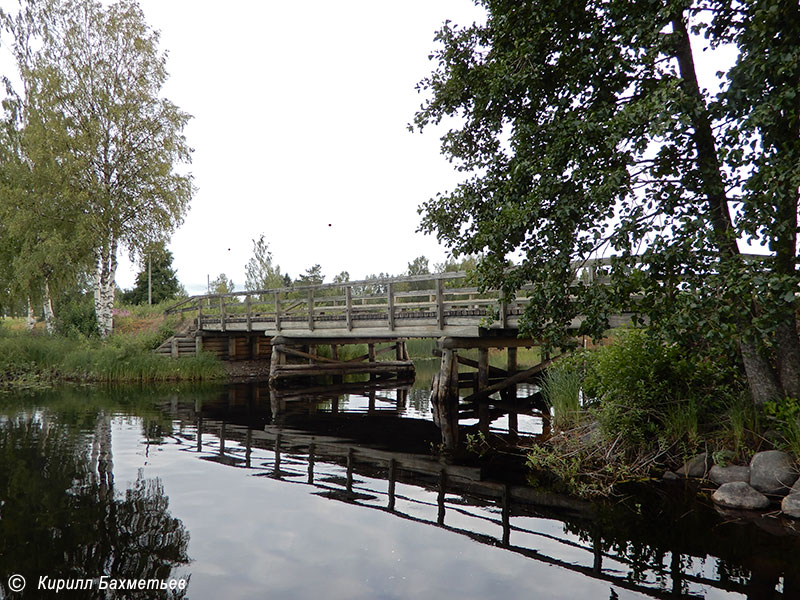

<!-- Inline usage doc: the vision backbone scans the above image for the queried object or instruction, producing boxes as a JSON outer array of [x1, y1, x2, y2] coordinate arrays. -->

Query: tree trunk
[[739, 337, 782, 405], [26, 296, 36, 331], [42, 279, 55, 335], [775, 320, 800, 399], [94, 239, 118, 338], [672, 13, 785, 403]]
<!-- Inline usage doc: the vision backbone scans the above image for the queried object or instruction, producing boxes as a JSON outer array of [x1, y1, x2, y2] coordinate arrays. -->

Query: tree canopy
[[121, 247, 183, 305], [0, 0, 193, 336], [244, 235, 285, 292], [414, 0, 800, 404]]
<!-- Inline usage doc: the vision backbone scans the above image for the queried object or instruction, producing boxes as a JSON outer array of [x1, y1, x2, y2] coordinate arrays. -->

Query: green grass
[[0, 319, 224, 387], [540, 364, 583, 430]]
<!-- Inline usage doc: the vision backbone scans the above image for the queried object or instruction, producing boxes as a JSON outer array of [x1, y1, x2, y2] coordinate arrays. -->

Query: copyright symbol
[[8, 574, 26, 592]]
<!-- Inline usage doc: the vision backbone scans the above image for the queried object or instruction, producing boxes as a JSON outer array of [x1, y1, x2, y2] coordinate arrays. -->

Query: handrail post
[[219, 296, 226, 332], [307, 288, 315, 331], [245, 294, 252, 332], [387, 282, 395, 331], [274, 291, 282, 331], [500, 292, 508, 329], [346, 285, 353, 331], [436, 277, 444, 330], [197, 299, 203, 330]]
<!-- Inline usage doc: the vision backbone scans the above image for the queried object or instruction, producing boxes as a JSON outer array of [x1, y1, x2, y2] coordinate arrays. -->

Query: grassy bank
[[526, 329, 799, 498], [0, 311, 225, 388]]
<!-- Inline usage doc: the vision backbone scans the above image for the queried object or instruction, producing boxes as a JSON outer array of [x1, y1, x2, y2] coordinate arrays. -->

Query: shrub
[[54, 294, 99, 339], [584, 329, 738, 453]]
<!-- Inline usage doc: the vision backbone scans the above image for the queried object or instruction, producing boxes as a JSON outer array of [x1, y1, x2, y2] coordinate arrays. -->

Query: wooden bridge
[[165, 260, 631, 341], [163, 261, 633, 448]]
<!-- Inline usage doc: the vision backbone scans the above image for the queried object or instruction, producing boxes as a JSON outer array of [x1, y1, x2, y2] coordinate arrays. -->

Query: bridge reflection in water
[[160, 382, 800, 600]]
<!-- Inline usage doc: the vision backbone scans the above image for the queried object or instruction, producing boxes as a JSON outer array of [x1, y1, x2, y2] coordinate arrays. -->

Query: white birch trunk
[[94, 239, 118, 338], [43, 280, 55, 335], [26, 297, 36, 331]]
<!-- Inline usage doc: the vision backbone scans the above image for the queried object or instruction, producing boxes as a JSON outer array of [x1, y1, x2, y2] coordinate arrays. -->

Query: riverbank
[[0, 314, 225, 388]]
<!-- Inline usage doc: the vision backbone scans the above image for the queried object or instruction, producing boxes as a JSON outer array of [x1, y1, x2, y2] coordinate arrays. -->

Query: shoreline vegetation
[[529, 329, 800, 501], [0, 303, 225, 388]]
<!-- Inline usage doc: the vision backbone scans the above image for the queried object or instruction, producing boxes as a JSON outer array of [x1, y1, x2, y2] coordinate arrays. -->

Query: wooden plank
[[436, 278, 444, 329], [274, 291, 282, 331], [270, 335, 404, 346], [345, 286, 353, 331], [387, 282, 395, 331], [276, 345, 342, 364], [439, 336, 541, 349], [220, 297, 226, 332], [307, 289, 315, 331], [245, 295, 252, 332], [462, 356, 558, 404], [432, 348, 509, 377]]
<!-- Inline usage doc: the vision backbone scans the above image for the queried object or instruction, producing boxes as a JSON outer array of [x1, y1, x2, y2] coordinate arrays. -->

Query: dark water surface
[[1, 384, 799, 600]]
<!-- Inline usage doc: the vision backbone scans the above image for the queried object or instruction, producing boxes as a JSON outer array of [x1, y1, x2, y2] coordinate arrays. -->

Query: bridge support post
[[478, 348, 490, 436], [431, 348, 460, 451], [507, 347, 518, 441]]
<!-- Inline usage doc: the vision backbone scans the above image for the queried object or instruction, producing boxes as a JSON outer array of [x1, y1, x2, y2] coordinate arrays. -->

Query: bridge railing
[[163, 259, 618, 333]]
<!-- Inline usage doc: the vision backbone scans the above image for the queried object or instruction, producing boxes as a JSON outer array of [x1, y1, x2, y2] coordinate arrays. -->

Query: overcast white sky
[[110, 0, 488, 294]]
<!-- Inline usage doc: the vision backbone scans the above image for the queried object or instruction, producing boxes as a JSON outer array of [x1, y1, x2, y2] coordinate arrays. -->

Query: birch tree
[[2, 0, 193, 337]]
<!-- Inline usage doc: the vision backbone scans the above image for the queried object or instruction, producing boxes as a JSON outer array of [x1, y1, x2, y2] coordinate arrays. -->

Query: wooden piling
[[478, 347, 490, 436]]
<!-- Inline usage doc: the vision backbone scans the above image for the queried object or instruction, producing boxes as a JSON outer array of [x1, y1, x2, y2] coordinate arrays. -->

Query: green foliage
[[0, 325, 224, 387], [1, 0, 194, 337], [540, 359, 584, 431], [121, 248, 183, 305], [762, 397, 800, 457], [526, 331, 751, 495], [244, 234, 285, 292], [584, 330, 736, 451], [54, 291, 99, 339], [209, 274, 236, 295], [406, 256, 430, 276], [465, 431, 489, 457], [295, 264, 324, 286], [413, 0, 800, 403]]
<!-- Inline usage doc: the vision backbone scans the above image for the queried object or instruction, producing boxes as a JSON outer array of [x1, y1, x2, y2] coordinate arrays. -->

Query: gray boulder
[[780, 478, 800, 519], [781, 494, 800, 519], [709, 465, 750, 486], [749, 450, 798, 495], [678, 452, 711, 478], [712, 482, 770, 510]]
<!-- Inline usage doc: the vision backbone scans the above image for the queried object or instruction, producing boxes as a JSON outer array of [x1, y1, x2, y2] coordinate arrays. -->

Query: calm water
[[1, 383, 799, 600]]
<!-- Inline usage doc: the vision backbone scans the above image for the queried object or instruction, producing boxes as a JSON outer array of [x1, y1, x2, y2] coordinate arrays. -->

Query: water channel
[[1, 373, 799, 599]]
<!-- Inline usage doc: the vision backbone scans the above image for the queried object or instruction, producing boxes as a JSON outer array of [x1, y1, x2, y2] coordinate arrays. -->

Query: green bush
[[54, 294, 99, 339], [584, 329, 739, 452]]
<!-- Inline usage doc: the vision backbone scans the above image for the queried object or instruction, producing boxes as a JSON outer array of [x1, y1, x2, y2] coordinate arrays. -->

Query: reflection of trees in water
[[0, 411, 190, 599]]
